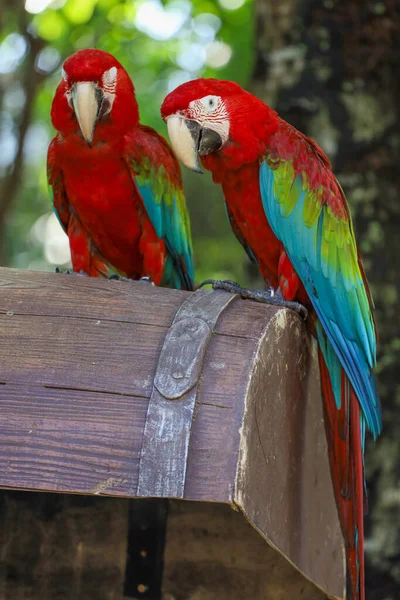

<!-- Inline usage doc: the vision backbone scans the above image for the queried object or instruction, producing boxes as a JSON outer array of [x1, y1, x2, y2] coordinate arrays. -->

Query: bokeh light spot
[[3, 84, 26, 115], [24, 124, 50, 165], [192, 13, 221, 41], [0, 128, 18, 169], [135, 0, 191, 41], [63, 0, 97, 25], [205, 41, 232, 69], [36, 46, 60, 73], [35, 11, 67, 41], [25, 0, 54, 14], [176, 43, 205, 72], [32, 212, 71, 265], [0, 33, 28, 74], [218, 0, 246, 10], [167, 70, 193, 93]]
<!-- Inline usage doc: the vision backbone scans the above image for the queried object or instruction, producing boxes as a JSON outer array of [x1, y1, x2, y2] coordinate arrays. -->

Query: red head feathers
[[161, 78, 278, 171], [51, 48, 139, 147]]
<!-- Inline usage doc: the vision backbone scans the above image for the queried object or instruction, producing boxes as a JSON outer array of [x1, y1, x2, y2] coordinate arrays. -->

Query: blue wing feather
[[259, 160, 381, 438], [124, 127, 194, 291], [135, 176, 194, 291]]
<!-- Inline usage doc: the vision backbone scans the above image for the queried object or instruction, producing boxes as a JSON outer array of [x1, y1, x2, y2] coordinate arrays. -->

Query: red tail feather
[[318, 350, 365, 600]]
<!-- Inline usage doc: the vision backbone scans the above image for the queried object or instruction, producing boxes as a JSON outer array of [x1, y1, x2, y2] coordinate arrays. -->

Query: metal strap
[[136, 289, 237, 498]]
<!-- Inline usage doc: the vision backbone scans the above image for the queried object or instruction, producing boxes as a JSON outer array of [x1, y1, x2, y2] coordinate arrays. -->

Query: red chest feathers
[[59, 145, 144, 272], [219, 162, 283, 288]]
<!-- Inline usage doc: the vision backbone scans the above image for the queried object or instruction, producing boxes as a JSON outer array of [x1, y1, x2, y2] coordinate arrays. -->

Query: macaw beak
[[166, 115, 223, 174], [71, 81, 103, 148]]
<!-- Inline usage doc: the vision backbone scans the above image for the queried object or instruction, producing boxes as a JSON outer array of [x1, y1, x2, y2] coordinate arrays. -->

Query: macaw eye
[[199, 95, 220, 113]]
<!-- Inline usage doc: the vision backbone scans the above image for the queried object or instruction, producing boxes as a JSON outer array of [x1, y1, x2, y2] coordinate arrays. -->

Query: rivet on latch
[[172, 370, 184, 380]]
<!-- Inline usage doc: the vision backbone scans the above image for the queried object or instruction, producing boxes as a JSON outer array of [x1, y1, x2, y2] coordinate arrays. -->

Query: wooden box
[[0, 268, 345, 599]]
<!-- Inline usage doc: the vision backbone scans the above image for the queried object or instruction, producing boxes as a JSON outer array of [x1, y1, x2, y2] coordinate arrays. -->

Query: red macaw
[[161, 78, 381, 600], [48, 49, 193, 290]]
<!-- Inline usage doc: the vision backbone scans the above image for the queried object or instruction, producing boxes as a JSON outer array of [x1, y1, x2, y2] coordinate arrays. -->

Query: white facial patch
[[102, 66, 117, 111], [189, 95, 230, 143], [62, 65, 71, 106]]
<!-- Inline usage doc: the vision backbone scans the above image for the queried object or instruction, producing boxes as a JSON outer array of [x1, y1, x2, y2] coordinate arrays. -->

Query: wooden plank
[[235, 309, 345, 600], [0, 313, 164, 396], [163, 501, 326, 600], [0, 490, 129, 600], [184, 333, 260, 501], [195, 333, 258, 409], [215, 298, 278, 339], [0, 331, 258, 499], [0, 267, 274, 339], [0, 266, 346, 598], [0, 384, 147, 495], [0, 267, 186, 328], [0, 493, 327, 600]]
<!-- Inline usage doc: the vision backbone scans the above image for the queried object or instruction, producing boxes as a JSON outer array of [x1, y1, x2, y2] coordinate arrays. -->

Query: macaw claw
[[55, 267, 88, 276], [199, 279, 308, 321], [108, 275, 155, 286], [108, 274, 130, 282], [138, 276, 155, 286]]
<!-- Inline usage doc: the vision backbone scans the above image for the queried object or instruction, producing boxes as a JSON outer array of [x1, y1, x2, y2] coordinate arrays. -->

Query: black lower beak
[[197, 127, 223, 156], [184, 119, 223, 157]]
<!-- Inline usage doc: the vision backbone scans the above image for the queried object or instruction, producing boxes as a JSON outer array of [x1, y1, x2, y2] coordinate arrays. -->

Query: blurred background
[[0, 1, 398, 598]]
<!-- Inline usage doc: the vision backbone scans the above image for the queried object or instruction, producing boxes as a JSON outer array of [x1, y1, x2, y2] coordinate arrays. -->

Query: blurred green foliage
[[0, 0, 260, 286]]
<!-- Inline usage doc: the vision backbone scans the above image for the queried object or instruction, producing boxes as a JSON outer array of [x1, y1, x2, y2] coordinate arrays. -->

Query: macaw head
[[161, 78, 278, 174], [51, 48, 139, 147]]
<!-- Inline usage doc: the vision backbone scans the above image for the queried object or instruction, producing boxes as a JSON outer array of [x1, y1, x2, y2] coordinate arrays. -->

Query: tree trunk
[[252, 1, 400, 599], [0, 1, 45, 264]]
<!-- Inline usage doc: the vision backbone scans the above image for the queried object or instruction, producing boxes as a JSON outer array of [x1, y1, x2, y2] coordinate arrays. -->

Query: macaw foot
[[108, 275, 155, 286], [55, 267, 88, 276], [138, 276, 155, 286], [108, 274, 130, 282], [199, 279, 308, 320]]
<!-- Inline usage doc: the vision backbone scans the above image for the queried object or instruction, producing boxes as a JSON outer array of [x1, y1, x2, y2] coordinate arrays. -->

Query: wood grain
[[0, 490, 129, 600], [235, 309, 345, 600], [184, 333, 260, 501], [0, 313, 163, 396], [0, 327, 262, 499], [0, 492, 326, 600], [0, 267, 274, 337], [0, 383, 146, 495], [0, 268, 185, 327], [163, 501, 327, 600], [0, 267, 345, 598]]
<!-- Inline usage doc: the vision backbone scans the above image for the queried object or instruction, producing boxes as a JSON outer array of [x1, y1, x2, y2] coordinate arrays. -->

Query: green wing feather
[[124, 127, 194, 291], [259, 137, 381, 438]]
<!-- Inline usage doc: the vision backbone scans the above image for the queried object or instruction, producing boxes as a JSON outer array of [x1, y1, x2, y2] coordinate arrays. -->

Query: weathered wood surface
[[0, 267, 345, 598], [0, 490, 129, 600], [163, 501, 327, 600], [0, 491, 327, 600]]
